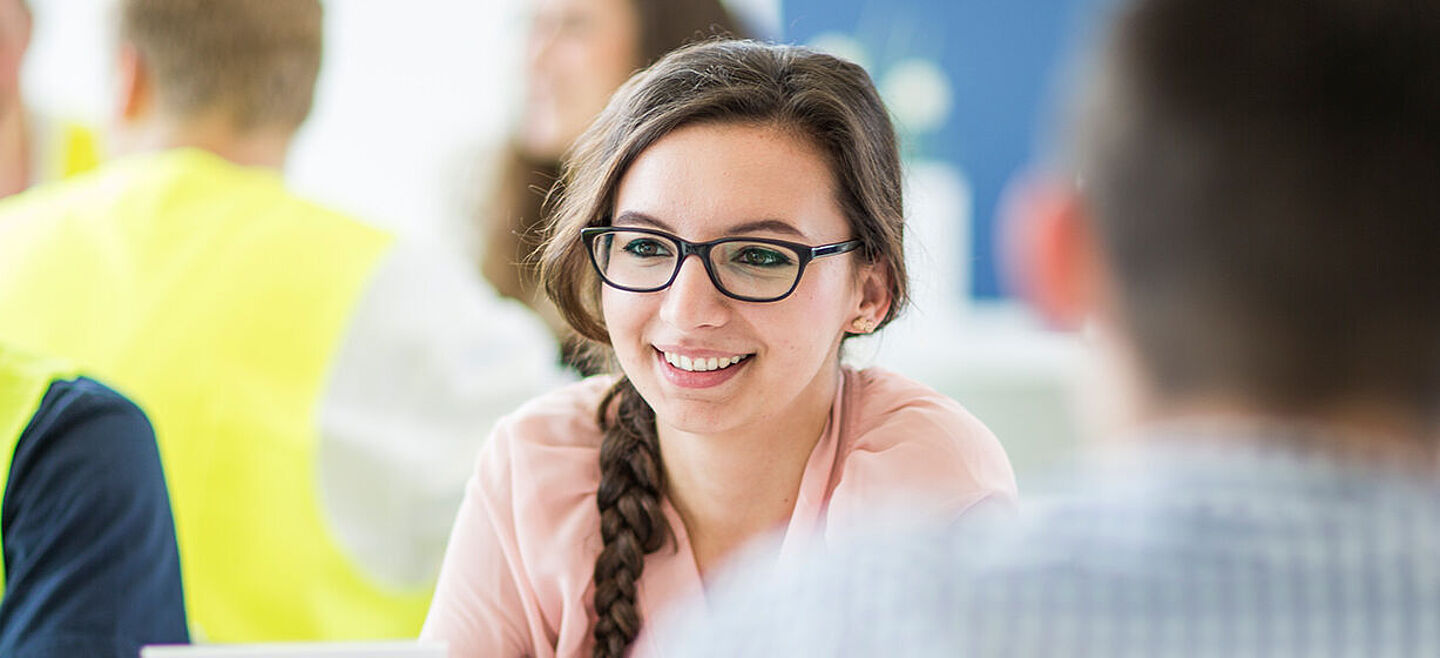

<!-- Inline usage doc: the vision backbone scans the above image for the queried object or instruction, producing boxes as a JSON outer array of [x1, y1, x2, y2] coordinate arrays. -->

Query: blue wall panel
[[782, 0, 1105, 299]]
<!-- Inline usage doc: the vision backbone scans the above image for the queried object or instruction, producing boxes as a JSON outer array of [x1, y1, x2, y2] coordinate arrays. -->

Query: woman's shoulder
[[840, 367, 992, 445], [432, 376, 615, 656], [471, 376, 617, 570], [492, 374, 620, 450], [476, 375, 619, 507], [830, 367, 1017, 518]]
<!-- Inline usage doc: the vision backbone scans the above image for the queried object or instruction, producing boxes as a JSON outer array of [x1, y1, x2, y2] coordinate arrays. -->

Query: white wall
[[23, 0, 111, 120], [287, 0, 528, 246], [24, 0, 528, 246]]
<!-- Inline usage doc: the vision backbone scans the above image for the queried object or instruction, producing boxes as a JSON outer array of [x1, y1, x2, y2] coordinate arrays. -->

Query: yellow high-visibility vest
[[0, 148, 432, 641], [0, 347, 79, 593]]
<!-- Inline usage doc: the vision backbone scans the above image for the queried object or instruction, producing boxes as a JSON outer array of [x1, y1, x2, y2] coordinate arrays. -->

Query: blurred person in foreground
[[0, 0, 101, 198], [0, 344, 186, 655], [0, 0, 565, 643], [657, 0, 1440, 655], [475, 0, 745, 366]]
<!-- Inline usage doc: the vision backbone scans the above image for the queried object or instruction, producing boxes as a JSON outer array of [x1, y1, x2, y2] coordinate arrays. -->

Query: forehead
[[612, 122, 846, 242]]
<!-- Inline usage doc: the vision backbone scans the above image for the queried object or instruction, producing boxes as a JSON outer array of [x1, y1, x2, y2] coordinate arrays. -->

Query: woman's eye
[[621, 238, 670, 258], [734, 246, 792, 267], [557, 14, 593, 35]]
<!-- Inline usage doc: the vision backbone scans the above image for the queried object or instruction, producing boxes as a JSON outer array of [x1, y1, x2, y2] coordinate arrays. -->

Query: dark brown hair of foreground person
[[481, 0, 747, 366], [538, 40, 907, 657], [1075, 0, 1440, 418], [121, 0, 322, 131]]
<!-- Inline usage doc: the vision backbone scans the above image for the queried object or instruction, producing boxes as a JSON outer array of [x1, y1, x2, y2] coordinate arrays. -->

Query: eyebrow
[[613, 211, 810, 239]]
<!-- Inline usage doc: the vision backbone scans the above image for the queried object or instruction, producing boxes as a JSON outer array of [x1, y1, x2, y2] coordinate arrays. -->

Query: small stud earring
[[851, 318, 875, 334]]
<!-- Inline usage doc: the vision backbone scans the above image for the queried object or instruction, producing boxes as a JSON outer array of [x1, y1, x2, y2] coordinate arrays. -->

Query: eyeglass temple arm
[[810, 240, 863, 258]]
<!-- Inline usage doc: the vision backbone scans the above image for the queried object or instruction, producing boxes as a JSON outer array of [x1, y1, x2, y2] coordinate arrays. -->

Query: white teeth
[[661, 350, 748, 372]]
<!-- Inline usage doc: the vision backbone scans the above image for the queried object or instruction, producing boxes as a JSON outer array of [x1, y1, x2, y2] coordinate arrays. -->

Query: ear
[[115, 44, 151, 122], [847, 260, 893, 335], [998, 173, 1103, 329]]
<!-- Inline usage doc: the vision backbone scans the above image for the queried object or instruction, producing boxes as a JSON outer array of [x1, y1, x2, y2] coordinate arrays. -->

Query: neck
[[659, 363, 842, 580], [1126, 394, 1440, 468], [0, 99, 29, 196], [119, 113, 293, 171], [1087, 326, 1440, 466]]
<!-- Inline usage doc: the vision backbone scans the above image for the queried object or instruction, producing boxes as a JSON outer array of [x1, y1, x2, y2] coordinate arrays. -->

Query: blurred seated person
[[0, 0, 101, 199], [477, 0, 746, 369], [659, 0, 1440, 655], [0, 0, 565, 642], [0, 344, 186, 656]]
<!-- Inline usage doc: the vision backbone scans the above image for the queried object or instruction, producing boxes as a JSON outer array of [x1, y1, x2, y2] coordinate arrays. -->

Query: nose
[[658, 255, 730, 330]]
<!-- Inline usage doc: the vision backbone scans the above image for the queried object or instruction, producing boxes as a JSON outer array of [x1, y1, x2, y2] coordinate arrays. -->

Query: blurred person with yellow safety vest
[[0, 343, 187, 655], [0, 0, 101, 198], [0, 0, 568, 643]]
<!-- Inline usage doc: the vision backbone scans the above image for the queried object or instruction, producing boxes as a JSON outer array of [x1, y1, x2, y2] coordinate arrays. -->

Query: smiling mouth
[[657, 349, 753, 373]]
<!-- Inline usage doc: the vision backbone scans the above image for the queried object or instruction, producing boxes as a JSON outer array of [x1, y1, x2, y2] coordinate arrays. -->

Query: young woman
[[423, 40, 1017, 658]]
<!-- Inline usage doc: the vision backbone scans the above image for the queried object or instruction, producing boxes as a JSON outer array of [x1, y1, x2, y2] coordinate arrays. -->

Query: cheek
[[542, 41, 590, 86], [600, 288, 648, 351], [547, 42, 632, 128], [756, 277, 855, 363], [582, 49, 636, 105]]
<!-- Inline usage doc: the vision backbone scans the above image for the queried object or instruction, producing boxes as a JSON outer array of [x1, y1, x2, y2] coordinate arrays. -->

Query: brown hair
[[478, 0, 747, 362], [120, 0, 323, 131], [537, 39, 907, 657], [1075, 0, 1440, 418]]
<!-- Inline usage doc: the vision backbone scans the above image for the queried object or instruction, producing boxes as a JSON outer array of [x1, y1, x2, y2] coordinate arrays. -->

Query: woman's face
[[601, 122, 890, 437], [522, 0, 640, 160]]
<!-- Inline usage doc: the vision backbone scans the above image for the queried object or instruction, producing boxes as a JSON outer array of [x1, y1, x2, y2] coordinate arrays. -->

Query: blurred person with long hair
[[477, 0, 746, 366], [0, 0, 565, 642], [659, 0, 1440, 655], [422, 40, 1017, 658]]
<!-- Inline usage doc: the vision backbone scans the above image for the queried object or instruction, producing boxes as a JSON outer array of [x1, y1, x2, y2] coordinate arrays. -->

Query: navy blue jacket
[[0, 377, 188, 656]]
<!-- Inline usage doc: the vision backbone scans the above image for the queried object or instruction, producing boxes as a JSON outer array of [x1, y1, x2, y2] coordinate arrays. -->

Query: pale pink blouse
[[421, 367, 1017, 658]]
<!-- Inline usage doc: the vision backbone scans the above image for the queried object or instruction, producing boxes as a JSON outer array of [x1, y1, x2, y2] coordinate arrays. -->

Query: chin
[[518, 123, 563, 159], [651, 399, 744, 435], [627, 374, 735, 429]]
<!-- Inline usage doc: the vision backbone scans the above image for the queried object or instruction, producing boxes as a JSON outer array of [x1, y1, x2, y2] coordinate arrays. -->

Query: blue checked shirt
[[659, 424, 1440, 657]]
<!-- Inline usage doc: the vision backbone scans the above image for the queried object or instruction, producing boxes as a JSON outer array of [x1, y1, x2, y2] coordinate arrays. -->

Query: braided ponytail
[[591, 378, 670, 657]]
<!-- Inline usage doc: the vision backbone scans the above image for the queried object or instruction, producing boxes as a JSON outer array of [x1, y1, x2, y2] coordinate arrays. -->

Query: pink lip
[[653, 347, 749, 389]]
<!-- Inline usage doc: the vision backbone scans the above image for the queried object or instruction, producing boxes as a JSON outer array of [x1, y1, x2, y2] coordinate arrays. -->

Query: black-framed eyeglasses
[[580, 227, 863, 303]]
